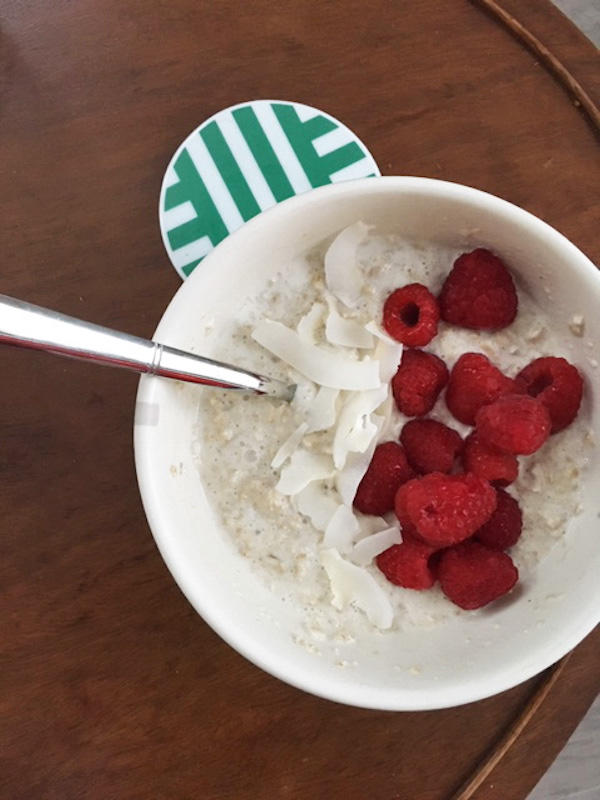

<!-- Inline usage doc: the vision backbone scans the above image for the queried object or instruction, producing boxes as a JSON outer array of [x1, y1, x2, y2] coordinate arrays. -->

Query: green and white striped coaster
[[159, 100, 380, 279]]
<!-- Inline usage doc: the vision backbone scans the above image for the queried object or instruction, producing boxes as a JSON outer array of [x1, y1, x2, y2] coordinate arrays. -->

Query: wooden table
[[1, 2, 598, 798]]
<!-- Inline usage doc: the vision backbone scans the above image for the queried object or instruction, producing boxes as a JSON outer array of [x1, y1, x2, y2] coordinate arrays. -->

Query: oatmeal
[[194, 227, 591, 640]]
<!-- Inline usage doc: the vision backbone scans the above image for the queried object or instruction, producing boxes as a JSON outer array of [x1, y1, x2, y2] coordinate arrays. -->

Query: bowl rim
[[135, 175, 600, 710]]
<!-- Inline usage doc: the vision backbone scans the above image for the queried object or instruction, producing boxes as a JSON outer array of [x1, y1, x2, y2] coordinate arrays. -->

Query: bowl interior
[[135, 177, 600, 710]]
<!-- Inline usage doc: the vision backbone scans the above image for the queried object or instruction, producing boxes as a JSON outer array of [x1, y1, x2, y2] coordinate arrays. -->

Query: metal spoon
[[0, 294, 295, 401]]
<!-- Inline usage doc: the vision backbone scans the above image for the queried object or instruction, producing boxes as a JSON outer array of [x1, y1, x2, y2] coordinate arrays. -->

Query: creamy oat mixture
[[194, 227, 592, 640]]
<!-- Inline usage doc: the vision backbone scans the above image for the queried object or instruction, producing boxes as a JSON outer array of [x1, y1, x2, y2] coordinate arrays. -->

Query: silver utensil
[[0, 295, 295, 401]]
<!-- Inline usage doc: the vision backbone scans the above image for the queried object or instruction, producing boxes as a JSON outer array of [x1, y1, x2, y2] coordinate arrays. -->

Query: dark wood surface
[[1, 2, 598, 799]]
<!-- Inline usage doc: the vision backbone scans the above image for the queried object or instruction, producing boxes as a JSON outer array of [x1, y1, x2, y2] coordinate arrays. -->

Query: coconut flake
[[276, 450, 334, 495], [293, 482, 339, 532], [336, 413, 385, 506], [357, 515, 390, 535], [319, 548, 393, 629], [324, 222, 370, 308], [271, 422, 308, 469], [365, 321, 403, 382], [365, 320, 397, 343], [376, 340, 402, 383], [332, 385, 388, 469], [323, 505, 360, 554], [306, 386, 339, 434], [297, 302, 326, 344], [343, 415, 379, 456], [351, 527, 401, 566], [375, 393, 394, 440], [325, 298, 374, 349], [252, 320, 381, 390]]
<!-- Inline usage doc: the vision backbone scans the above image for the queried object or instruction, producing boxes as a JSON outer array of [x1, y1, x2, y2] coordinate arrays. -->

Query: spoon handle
[[0, 294, 294, 401]]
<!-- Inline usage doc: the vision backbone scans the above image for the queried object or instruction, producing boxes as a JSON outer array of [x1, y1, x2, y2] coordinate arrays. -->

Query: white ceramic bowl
[[134, 177, 600, 710]]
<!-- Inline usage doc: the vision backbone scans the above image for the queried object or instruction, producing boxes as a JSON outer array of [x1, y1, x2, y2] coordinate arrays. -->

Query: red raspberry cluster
[[355, 247, 584, 610]]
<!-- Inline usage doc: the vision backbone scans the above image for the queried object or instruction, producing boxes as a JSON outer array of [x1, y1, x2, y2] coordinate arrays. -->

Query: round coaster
[[159, 100, 381, 279]]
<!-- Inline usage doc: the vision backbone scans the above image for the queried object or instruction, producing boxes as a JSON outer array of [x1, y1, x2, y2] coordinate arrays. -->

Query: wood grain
[[470, 0, 600, 134], [0, 2, 598, 799], [452, 656, 575, 800], [452, 627, 600, 800]]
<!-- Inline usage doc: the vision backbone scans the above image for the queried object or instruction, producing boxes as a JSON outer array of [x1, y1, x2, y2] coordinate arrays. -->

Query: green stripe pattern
[[161, 101, 380, 278]]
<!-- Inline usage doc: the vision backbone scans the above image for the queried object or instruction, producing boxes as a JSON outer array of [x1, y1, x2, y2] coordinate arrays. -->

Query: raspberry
[[392, 349, 449, 417], [517, 356, 584, 433], [476, 488, 523, 550], [399, 521, 424, 544], [438, 541, 519, 609], [461, 432, 519, 486], [394, 472, 497, 547], [353, 442, 414, 515], [399, 521, 447, 574], [446, 352, 522, 426], [439, 248, 518, 330], [400, 418, 462, 474], [476, 394, 551, 455], [376, 541, 438, 590], [394, 481, 414, 532], [383, 283, 440, 347]]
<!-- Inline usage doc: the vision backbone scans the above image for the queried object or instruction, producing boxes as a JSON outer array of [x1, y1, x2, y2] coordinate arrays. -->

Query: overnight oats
[[194, 224, 592, 642]]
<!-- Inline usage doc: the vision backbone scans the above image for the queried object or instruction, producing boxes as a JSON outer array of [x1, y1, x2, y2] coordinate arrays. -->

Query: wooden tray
[[1, 2, 598, 798]]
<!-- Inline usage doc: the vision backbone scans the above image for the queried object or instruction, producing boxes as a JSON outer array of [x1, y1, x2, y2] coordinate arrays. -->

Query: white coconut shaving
[[251, 319, 381, 390], [365, 321, 403, 382], [325, 297, 374, 349], [336, 412, 386, 507], [275, 450, 335, 496], [351, 528, 402, 567], [331, 385, 388, 469], [293, 483, 339, 531], [305, 387, 339, 434], [374, 394, 395, 441], [297, 302, 326, 344], [271, 422, 309, 469], [323, 505, 360, 554], [319, 548, 393, 629], [323, 221, 370, 308]]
